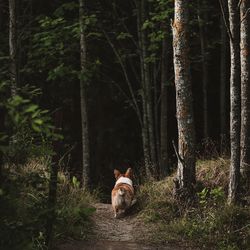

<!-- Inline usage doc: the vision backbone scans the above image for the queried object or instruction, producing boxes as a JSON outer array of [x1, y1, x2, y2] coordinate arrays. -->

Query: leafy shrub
[[0, 83, 61, 165]]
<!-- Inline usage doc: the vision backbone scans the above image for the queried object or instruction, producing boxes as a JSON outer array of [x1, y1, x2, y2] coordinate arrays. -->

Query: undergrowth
[[0, 159, 98, 250], [137, 158, 250, 249]]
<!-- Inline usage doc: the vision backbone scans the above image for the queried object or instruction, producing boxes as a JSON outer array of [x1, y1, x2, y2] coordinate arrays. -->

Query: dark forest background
[[0, 0, 230, 194]]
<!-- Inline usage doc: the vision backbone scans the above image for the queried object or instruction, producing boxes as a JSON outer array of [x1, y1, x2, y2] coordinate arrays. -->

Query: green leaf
[[34, 119, 43, 125], [25, 104, 39, 113], [72, 176, 80, 188], [116, 32, 132, 40], [32, 123, 41, 132]]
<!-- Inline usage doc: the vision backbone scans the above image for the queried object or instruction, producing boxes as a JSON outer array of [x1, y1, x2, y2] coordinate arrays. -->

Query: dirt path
[[57, 203, 192, 249], [92, 203, 146, 242]]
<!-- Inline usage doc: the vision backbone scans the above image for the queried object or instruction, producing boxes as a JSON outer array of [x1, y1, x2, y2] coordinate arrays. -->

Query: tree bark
[[79, 0, 90, 188], [197, 0, 209, 139], [240, 0, 250, 186], [9, 0, 18, 96], [45, 111, 62, 249], [227, 0, 241, 205], [160, 24, 169, 176], [136, 0, 153, 176], [153, 62, 160, 170], [172, 0, 196, 195], [141, 0, 157, 168], [220, 0, 228, 153]]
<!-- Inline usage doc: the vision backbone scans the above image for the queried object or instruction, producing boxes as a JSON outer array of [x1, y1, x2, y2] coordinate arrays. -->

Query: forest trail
[[58, 203, 192, 250], [92, 203, 145, 241]]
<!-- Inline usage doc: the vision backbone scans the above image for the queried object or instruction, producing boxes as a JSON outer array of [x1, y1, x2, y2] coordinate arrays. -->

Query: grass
[[0, 159, 99, 250], [55, 172, 99, 240], [137, 158, 250, 249]]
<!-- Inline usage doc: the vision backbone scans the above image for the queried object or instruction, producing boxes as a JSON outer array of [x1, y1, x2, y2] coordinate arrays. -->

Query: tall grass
[[0, 159, 98, 249], [137, 158, 250, 249]]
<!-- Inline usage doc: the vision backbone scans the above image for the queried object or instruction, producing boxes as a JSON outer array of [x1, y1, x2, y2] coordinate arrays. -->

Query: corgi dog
[[111, 168, 134, 218]]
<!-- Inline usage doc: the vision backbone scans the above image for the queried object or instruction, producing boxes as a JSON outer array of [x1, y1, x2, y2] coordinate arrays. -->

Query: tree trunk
[[0, 0, 3, 30], [79, 0, 90, 188], [240, 0, 250, 187], [172, 0, 196, 196], [45, 111, 62, 249], [227, 0, 241, 205], [220, 0, 228, 153], [197, 0, 209, 139], [160, 24, 169, 176], [141, 0, 157, 168], [153, 62, 160, 171], [136, 0, 153, 176], [9, 0, 18, 96]]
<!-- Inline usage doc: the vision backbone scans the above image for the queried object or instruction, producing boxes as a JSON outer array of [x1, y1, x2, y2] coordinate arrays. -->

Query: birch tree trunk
[[197, 0, 209, 139], [240, 0, 250, 186], [228, 0, 241, 205], [220, 0, 228, 153], [173, 0, 196, 195], [79, 0, 90, 188], [9, 0, 18, 96], [160, 24, 169, 176]]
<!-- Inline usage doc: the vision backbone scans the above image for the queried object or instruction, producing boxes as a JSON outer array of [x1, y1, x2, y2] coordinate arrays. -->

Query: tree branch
[[172, 140, 184, 165], [218, 0, 233, 42], [102, 29, 142, 126], [241, 8, 250, 23], [238, 0, 243, 8]]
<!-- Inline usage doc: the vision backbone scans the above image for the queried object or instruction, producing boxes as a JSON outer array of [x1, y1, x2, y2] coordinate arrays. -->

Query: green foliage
[[0, 160, 98, 249], [142, 0, 174, 63], [26, 15, 79, 82], [56, 173, 98, 239], [25, 5, 98, 85], [72, 176, 80, 188], [0, 83, 62, 164], [198, 186, 225, 206], [7, 95, 50, 135], [0, 160, 49, 249], [164, 205, 250, 250], [54, 2, 79, 17], [116, 32, 133, 40]]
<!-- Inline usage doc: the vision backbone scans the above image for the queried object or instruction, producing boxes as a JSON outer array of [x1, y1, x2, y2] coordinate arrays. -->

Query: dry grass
[[136, 157, 250, 249], [196, 158, 230, 191]]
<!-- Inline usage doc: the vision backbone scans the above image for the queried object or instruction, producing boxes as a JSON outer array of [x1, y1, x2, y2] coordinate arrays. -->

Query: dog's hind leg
[[113, 206, 118, 218]]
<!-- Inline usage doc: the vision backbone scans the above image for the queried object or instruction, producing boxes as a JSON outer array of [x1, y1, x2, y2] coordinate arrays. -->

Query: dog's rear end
[[111, 168, 134, 218]]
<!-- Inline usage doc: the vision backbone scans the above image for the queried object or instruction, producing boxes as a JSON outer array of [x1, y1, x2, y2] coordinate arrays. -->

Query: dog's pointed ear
[[125, 168, 133, 179], [114, 169, 121, 179]]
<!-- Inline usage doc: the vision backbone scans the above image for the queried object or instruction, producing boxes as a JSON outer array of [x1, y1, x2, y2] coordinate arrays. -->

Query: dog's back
[[112, 183, 134, 210], [111, 168, 134, 218]]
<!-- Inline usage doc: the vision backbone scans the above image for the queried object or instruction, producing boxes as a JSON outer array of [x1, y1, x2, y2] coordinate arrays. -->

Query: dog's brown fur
[[111, 168, 134, 218]]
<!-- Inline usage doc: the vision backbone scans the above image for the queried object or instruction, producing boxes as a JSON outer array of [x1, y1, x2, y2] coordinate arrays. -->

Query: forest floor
[[57, 203, 193, 250]]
